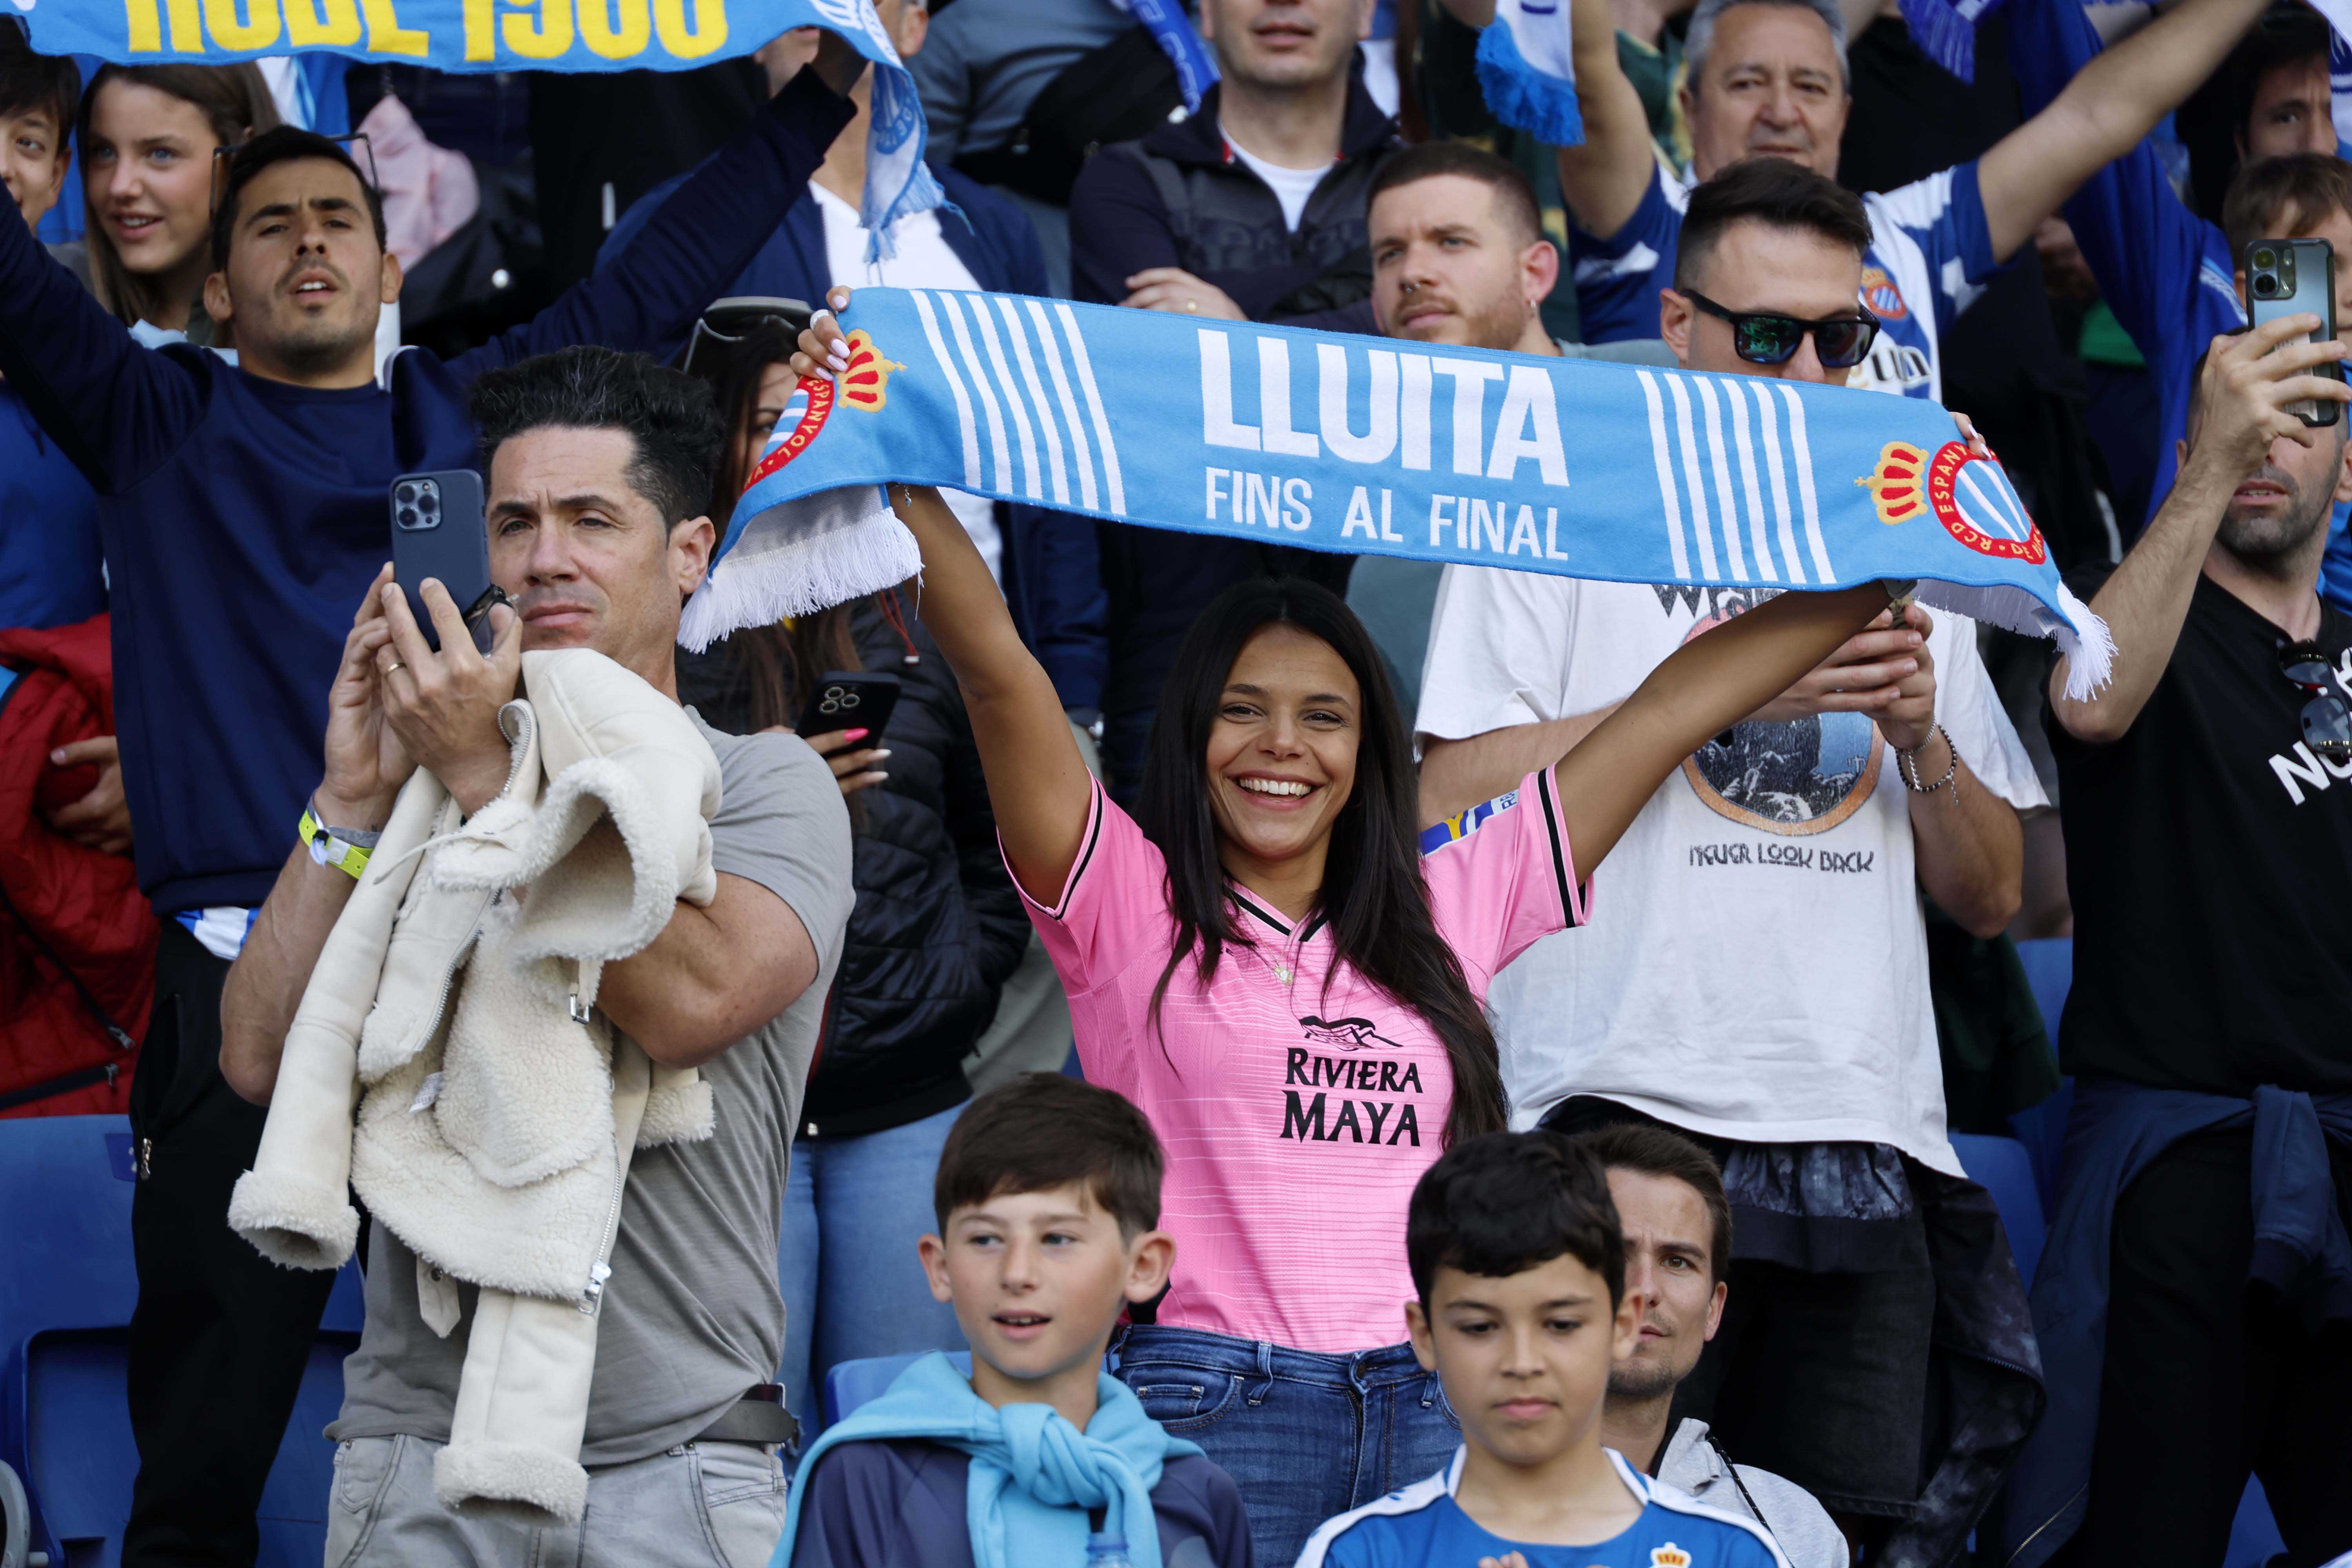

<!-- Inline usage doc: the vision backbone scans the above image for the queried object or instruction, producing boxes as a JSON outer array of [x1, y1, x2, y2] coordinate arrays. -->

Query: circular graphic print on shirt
[[1676, 608, 1884, 835]]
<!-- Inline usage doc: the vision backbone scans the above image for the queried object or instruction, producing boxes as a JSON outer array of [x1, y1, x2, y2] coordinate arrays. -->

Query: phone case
[[796, 672, 902, 738], [389, 470, 500, 653], [2245, 238, 2341, 428]]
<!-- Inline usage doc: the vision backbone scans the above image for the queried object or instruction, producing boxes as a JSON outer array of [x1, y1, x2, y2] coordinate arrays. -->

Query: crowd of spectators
[[1, 0, 2349, 1564]]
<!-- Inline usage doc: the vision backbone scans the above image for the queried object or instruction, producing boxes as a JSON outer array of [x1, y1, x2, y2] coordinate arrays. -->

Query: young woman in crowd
[[792, 289, 1906, 1561], [684, 324, 1032, 1434], [74, 63, 277, 339]]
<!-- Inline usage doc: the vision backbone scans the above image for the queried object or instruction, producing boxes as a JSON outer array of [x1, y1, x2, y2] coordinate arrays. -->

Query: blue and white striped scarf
[[685, 289, 2111, 698], [1474, 0, 1584, 145]]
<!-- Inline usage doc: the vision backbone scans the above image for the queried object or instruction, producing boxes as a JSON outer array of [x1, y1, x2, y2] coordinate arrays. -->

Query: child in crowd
[[1298, 1134, 1787, 1568], [773, 1074, 1255, 1568]]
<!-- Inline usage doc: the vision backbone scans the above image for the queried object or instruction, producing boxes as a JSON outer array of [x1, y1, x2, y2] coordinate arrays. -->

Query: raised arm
[[1557, 582, 1894, 871], [1976, 0, 2273, 264], [795, 291, 1095, 907], [450, 36, 862, 382], [2052, 318, 2351, 740], [1551, 0, 1664, 242], [0, 180, 205, 494]]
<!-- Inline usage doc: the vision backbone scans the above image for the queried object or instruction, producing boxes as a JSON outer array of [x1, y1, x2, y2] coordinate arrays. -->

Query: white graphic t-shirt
[[1414, 567, 2046, 1175]]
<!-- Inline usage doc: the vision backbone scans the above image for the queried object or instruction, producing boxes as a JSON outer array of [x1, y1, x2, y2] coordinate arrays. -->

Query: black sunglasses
[[1682, 289, 1882, 369], [2278, 639, 2352, 760], [208, 131, 379, 222], [681, 295, 816, 376]]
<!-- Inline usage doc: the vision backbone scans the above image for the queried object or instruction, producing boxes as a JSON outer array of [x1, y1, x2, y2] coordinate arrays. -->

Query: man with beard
[[1575, 1124, 1845, 1568], [1413, 156, 2045, 1561], [0, 38, 864, 1564], [2019, 316, 2352, 1566]]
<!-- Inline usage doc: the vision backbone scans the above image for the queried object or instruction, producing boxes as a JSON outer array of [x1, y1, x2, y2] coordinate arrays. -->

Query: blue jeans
[[1111, 1324, 1461, 1566], [777, 1102, 969, 1441]]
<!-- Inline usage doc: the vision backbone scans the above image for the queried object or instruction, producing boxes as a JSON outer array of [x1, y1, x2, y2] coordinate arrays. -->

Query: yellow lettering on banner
[[357, 0, 428, 53], [461, 0, 494, 57], [125, 0, 163, 51], [577, 0, 648, 58], [285, 0, 363, 45], [652, 0, 724, 58], [163, 0, 206, 50], [503, 0, 573, 58], [204, 0, 281, 49]]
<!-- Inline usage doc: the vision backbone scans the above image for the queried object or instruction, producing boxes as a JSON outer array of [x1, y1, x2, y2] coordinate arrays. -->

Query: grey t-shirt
[[331, 713, 855, 1464]]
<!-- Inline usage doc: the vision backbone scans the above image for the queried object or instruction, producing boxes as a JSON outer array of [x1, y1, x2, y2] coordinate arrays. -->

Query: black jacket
[[1066, 67, 1400, 335], [678, 600, 1030, 1136]]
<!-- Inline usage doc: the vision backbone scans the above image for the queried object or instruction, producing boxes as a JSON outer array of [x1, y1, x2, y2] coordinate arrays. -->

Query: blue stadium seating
[[822, 1350, 972, 1428], [0, 1115, 363, 1567], [2008, 938, 2076, 1215], [1949, 1133, 2046, 1287]]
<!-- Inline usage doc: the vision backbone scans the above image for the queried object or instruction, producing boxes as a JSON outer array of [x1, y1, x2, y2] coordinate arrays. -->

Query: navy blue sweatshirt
[[0, 74, 854, 917]]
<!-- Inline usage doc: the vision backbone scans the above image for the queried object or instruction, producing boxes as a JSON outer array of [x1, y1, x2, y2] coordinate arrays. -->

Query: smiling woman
[[792, 283, 1900, 1564], [74, 62, 278, 335]]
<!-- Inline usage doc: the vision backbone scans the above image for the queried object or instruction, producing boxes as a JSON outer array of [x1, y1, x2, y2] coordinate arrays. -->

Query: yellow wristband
[[299, 804, 372, 880]]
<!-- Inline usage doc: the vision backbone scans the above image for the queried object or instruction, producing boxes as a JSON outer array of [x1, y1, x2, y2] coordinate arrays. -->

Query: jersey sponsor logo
[[1860, 265, 1909, 321], [1663, 588, 1885, 837], [1299, 1015, 1406, 1052], [1419, 790, 1517, 854]]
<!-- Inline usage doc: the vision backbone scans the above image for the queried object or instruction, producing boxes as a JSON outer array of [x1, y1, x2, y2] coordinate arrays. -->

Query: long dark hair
[[691, 319, 865, 732], [1135, 577, 1506, 1147]]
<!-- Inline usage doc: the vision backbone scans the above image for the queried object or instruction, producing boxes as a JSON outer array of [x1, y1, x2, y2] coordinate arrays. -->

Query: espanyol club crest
[[1650, 1545, 1693, 1568], [1857, 440, 2047, 564], [740, 330, 906, 490], [1859, 265, 1909, 321]]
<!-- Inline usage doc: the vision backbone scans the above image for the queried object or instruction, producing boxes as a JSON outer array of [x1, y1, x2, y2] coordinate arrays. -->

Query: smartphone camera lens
[[395, 482, 417, 505], [396, 506, 418, 528], [2256, 248, 2278, 270], [2256, 273, 2280, 298]]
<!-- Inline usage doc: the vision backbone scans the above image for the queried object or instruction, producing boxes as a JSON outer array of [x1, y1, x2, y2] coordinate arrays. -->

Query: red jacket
[[0, 614, 151, 1116]]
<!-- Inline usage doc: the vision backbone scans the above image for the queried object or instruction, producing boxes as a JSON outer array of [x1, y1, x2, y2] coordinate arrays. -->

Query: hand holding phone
[[390, 470, 509, 653], [2245, 239, 2342, 428]]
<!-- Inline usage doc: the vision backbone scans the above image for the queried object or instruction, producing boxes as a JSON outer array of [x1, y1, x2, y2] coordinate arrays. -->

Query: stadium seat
[[2008, 938, 2076, 1218], [1949, 1132, 2046, 1287], [0, 1115, 364, 1568], [822, 1351, 973, 1428]]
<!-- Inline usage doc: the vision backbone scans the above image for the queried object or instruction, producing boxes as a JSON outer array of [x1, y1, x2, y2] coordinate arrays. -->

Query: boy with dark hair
[[1299, 1132, 1786, 1568], [775, 1074, 1254, 1568], [0, 24, 76, 233]]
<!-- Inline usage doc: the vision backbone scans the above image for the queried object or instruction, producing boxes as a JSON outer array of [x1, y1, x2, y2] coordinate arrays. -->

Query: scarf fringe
[[680, 490, 922, 651], [1915, 579, 2112, 701], [1475, 20, 1585, 146]]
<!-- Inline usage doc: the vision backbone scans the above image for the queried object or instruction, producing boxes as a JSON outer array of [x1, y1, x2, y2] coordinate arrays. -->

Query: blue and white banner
[[18, 0, 943, 257], [684, 288, 2111, 695], [1475, 0, 1583, 146]]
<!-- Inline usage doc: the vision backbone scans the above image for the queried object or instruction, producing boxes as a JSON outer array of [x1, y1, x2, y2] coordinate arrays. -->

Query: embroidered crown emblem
[[1650, 1544, 1693, 1568], [1856, 441, 1929, 524], [839, 329, 906, 412]]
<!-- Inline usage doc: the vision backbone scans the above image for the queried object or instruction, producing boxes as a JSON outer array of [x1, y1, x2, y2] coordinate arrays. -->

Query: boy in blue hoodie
[[774, 1074, 1255, 1568], [1299, 1133, 1788, 1568]]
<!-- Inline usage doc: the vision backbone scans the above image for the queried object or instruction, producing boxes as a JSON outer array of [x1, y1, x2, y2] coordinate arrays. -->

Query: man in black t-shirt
[[2016, 313, 2352, 1568]]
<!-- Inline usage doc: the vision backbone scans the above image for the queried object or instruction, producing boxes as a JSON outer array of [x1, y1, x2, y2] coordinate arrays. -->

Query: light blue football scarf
[[20, 0, 944, 260], [1474, 0, 1584, 145], [771, 1352, 1200, 1568], [686, 288, 2112, 698], [1114, 0, 1220, 114]]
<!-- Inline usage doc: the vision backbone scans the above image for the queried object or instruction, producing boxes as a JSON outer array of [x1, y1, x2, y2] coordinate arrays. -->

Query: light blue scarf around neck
[[770, 1352, 1201, 1568]]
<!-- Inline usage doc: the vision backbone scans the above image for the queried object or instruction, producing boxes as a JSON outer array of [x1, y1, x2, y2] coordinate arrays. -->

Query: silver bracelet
[[1896, 722, 1957, 795]]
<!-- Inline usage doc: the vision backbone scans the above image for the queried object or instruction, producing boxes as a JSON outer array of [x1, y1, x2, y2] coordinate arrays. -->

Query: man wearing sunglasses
[[0, 31, 871, 1568], [1519, 0, 2281, 402], [1416, 156, 2045, 1562], [2025, 317, 2352, 1568]]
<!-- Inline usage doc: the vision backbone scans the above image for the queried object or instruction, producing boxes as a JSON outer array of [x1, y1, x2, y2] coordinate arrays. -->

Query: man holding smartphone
[[2016, 318, 2352, 1568], [0, 33, 866, 1564]]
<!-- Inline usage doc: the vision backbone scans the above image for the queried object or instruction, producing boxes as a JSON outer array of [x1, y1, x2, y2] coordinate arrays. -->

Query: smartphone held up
[[2245, 239, 2343, 428], [389, 470, 510, 653]]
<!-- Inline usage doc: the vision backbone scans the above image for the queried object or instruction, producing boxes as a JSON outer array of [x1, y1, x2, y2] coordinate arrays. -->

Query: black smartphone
[[795, 671, 902, 739], [2245, 238, 2342, 428], [389, 470, 506, 653]]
